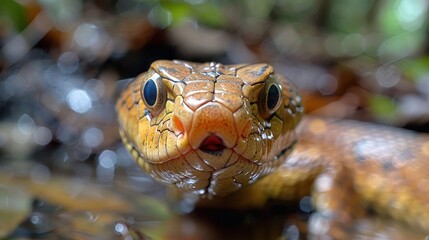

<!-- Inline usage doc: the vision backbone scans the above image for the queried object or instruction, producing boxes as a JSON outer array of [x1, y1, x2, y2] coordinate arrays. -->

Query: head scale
[[116, 60, 303, 197]]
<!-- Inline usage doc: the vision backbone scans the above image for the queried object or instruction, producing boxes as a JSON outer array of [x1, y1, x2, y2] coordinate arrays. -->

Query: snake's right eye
[[258, 74, 282, 118], [143, 79, 157, 106], [141, 72, 166, 117]]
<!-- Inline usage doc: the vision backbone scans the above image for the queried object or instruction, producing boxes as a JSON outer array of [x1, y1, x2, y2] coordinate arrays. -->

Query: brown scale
[[116, 60, 429, 238]]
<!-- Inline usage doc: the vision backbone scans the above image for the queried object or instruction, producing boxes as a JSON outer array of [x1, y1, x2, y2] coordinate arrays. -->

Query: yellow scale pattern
[[116, 60, 301, 196]]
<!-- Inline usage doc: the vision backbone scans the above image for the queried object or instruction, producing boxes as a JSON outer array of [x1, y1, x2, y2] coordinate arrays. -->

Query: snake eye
[[143, 79, 157, 106], [259, 75, 282, 118], [141, 72, 166, 117]]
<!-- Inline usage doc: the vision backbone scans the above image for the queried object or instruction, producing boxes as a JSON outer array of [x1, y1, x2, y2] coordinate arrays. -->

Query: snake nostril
[[199, 135, 225, 154]]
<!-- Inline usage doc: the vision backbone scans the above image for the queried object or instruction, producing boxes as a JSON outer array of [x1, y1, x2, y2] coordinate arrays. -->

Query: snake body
[[116, 60, 429, 235]]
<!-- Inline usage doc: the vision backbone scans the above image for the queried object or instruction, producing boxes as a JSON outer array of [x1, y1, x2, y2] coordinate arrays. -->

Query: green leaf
[[0, 0, 27, 32], [400, 57, 429, 81], [377, 0, 404, 36], [368, 94, 397, 120], [161, 1, 192, 25], [329, 0, 375, 33], [377, 32, 424, 63], [192, 2, 226, 27], [244, 0, 275, 19]]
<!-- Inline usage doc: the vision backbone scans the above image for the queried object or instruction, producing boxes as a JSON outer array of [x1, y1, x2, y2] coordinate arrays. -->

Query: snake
[[116, 60, 429, 237]]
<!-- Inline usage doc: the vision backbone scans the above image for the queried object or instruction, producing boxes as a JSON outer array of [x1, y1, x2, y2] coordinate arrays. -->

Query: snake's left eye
[[259, 75, 282, 118], [141, 72, 166, 117]]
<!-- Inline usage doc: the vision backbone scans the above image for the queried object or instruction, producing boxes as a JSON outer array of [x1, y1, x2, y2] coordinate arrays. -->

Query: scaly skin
[[116, 60, 429, 238]]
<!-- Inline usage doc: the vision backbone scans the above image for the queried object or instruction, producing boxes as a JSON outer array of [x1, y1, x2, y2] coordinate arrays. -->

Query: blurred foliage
[[400, 56, 429, 81], [37, 0, 82, 30], [162, 1, 225, 27], [1, 0, 429, 238], [0, 0, 26, 31], [369, 94, 398, 120]]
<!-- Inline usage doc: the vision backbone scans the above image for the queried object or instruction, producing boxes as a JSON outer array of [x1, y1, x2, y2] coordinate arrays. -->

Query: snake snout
[[189, 102, 238, 149], [199, 135, 225, 154]]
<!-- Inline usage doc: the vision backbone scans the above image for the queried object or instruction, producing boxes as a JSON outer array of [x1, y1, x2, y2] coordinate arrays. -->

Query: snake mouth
[[199, 135, 225, 155]]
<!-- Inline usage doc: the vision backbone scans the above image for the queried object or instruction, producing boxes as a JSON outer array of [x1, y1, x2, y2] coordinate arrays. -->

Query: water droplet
[[179, 195, 197, 213], [283, 225, 300, 240], [114, 222, 128, 234], [376, 65, 401, 88], [341, 33, 364, 56], [148, 5, 173, 29], [299, 196, 313, 213], [395, 0, 428, 32], [57, 51, 79, 74], [30, 214, 42, 225], [82, 127, 104, 148], [314, 174, 333, 192], [17, 114, 37, 135], [308, 213, 330, 236], [97, 150, 116, 183], [316, 74, 337, 95], [74, 23, 100, 48], [98, 150, 117, 168], [66, 89, 92, 113], [33, 126, 52, 145]]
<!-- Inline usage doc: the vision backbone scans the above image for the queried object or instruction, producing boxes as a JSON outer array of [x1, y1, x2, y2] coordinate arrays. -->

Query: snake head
[[116, 60, 303, 197]]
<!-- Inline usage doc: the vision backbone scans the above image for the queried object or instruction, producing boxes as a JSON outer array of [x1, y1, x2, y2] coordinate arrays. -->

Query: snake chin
[[187, 143, 297, 197]]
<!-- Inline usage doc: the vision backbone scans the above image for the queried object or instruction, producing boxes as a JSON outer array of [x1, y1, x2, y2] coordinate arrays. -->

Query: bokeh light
[[66, 89, 92, 113], [82, 127, 104, 148], [33, 126, 52, 146], [74, 23, 101, 48], [395, 0, 428, 32], [0, 0, 429, 239]]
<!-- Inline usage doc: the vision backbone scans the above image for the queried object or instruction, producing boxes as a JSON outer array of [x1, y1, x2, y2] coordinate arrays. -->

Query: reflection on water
[[0, 161, 167, 239], [0, 163, 300, 240], [0, 55, 427, 240], [0, 161, 427, 240]]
